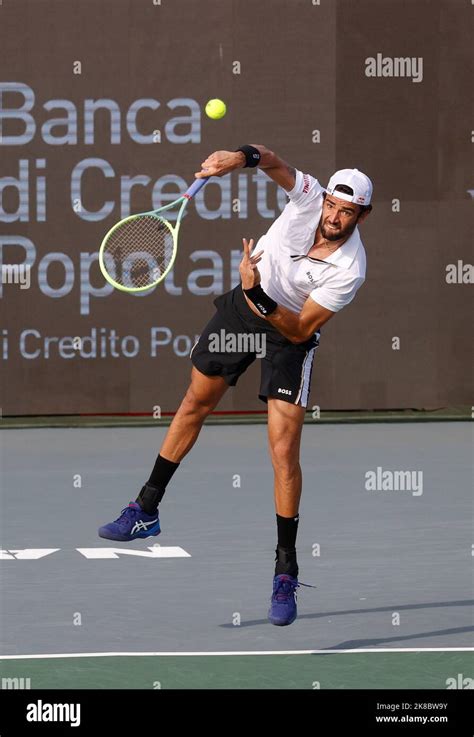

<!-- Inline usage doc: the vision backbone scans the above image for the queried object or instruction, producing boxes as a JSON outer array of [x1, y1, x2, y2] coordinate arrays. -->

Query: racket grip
[[184, 176, 210, 199]]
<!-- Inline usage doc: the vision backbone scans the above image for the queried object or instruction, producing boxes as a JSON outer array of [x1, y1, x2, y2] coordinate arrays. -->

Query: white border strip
[[0, 648, 472, 660]]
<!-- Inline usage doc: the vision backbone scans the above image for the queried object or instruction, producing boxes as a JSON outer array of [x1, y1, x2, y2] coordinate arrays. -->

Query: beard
[[320, 219, 357, 242]]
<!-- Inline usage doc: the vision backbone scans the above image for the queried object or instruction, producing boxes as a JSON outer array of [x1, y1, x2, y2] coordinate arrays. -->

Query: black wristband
[[243, 284, 278, 316], [235, 145, 261, 168]]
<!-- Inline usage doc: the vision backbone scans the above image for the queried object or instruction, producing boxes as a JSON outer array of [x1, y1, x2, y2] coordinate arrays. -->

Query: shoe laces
[[115, 503, 140, 528], [273, 576, 316, 602], [273, 576, 299, 602]]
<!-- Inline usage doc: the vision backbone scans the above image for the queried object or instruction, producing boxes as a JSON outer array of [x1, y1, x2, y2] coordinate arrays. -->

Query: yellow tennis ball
[[205, 99, 227, 120]]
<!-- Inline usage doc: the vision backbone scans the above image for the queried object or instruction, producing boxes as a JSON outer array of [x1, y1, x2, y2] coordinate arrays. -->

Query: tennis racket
[[99, 175, 210, 292]]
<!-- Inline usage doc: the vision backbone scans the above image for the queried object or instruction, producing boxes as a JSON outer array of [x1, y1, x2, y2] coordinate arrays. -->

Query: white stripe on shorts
[[295, 346, 316, 407]]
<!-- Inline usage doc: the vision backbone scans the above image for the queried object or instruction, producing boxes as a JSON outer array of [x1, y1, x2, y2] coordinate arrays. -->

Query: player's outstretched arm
[[195, 145, 296, 191]]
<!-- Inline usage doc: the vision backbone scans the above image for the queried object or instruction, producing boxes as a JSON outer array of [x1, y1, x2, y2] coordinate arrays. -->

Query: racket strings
[[102, 215, 173, 289]]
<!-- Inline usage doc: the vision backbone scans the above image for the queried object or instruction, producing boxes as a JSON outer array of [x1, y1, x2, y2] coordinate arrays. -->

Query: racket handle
[[184, 176, 210, 199]]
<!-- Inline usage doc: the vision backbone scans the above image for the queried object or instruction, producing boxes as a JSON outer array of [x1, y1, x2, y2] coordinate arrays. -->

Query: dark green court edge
[[0, 653, 472, 689]]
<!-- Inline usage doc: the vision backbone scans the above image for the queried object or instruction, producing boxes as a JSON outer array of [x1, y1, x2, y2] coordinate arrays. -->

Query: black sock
[[275, 514, 299, 577], [136, 454, 180, 514], [149, 454, 180, 489], [277, 513, 299, 549]]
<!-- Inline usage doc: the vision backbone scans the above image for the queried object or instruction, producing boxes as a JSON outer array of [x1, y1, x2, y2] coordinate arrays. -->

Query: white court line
[[0, 648, 473, 660]]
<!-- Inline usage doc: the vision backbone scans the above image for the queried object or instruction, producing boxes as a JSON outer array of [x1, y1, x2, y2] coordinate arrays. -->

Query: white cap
[[325, 168, 373, 206]]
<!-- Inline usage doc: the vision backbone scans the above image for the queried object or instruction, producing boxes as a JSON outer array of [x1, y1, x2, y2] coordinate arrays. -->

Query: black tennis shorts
[[190, 285, 320, 407]]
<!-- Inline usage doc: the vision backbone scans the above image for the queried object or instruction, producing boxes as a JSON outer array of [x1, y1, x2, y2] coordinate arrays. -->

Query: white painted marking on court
[[0, 648, 472, 660], [0, 549, 60, 560], [76, 546, 190, 559]]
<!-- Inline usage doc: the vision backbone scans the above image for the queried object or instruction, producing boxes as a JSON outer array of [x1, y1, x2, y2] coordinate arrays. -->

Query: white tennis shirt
[[257, 169, 367, 314]]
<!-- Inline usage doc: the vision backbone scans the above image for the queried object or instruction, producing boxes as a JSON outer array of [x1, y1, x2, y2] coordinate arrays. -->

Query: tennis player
[[99, 145, 373, 626]]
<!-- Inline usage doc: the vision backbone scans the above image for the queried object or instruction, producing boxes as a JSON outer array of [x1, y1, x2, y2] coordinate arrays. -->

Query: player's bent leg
[[160, 367, 229, 462], [267, 398, 306, 626], [98, 368, 229, 542]]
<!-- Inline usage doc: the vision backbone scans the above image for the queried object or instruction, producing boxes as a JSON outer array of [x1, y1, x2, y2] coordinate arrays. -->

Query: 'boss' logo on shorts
[[277, 388, 292, 395]]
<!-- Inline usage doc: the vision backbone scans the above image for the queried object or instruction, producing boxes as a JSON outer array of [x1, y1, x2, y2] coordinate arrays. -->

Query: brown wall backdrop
[[1, 0, 472, 415]]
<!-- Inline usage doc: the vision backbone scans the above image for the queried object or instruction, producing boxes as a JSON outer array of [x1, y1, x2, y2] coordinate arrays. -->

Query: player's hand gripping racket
[[99, 176, 210, 292]]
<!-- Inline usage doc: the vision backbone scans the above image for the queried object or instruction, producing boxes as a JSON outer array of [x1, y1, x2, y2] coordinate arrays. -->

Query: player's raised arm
[[245, 144, 296, 191], [195, 144, 296, 191]]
